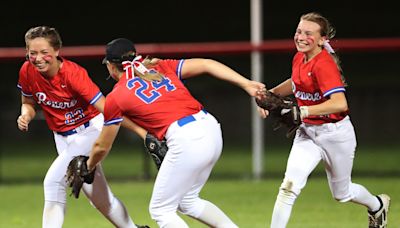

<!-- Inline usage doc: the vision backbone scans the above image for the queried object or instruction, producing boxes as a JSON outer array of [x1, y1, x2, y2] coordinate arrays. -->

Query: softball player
[[86, 38, 266, 227], [16, 26, 146, 228], [258, 12, 390, 227]]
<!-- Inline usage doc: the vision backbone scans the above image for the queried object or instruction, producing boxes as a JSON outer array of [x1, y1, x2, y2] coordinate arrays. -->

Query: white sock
[[195, 200, 238, 228], [270, 190, 297, 228], [42, 201, 65, 228], [349, 183, 381, 212]]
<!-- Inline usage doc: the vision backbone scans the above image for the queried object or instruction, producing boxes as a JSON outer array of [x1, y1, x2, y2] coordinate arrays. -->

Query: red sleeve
[[17, 62, 33, 97], [314, 59, 345, 96], [103, 94, 123, 126], [158, 59, 184, 79], [67, 64, 102, 104]]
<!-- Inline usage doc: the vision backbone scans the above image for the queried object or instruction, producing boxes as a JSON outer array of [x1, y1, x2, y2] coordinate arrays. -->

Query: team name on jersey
[[294, 91, 322, 101], [36, 92, 77, 109]]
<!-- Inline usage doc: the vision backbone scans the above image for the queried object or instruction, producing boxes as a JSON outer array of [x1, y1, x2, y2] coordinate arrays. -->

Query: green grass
[[0, 178, 399, 227], [1, 143, 399, 182], [0, 142, 399, 227]]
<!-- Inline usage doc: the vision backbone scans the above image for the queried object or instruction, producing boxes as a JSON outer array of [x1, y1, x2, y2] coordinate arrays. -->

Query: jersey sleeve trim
[[104, 117, 123, 126], [176, 59, 184, 80], [323, 87, 346, 97], [17, 84, 33, 97], [89, 92, 103, 104]]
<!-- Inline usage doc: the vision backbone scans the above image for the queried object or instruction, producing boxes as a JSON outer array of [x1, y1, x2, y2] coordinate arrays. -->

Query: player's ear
[[25, 54, 29, 61]]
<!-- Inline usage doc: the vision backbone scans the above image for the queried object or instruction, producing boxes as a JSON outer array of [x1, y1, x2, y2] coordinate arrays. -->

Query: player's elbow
[[336, 100, 348, 112], [92, 141, 111, 158]]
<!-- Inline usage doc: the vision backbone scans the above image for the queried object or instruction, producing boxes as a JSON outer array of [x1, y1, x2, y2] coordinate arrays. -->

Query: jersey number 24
[[126, 77, 176, 104]]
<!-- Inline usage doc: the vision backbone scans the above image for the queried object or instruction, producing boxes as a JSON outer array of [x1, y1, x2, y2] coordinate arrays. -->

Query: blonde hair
[[114, 53, 164, 82], [25, 26, 62, 50], [301, 12, 347, 86]]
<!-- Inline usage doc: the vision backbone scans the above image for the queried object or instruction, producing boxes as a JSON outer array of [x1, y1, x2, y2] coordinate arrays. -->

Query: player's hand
[[17, 114, 31, 132], [257, 106, 269, 119], [244, 80, 266, 99]]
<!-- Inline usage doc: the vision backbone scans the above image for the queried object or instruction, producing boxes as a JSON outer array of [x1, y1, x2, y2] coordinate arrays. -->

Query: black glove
[[66, 155, 96, 198], [255, 91, 301, 138], [144, 133, 168, 169]]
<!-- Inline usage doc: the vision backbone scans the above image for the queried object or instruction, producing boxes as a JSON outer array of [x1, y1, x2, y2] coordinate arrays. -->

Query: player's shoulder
[[314, 51, 337, 69], [60, 58, 90, 79], [316, 49, 335, 63], [156, 58, 181, 68], [155, 59, 184, 77], [61, 58, 86, 72], [19, 61, 31, 73], [292, 52, 303, 64]]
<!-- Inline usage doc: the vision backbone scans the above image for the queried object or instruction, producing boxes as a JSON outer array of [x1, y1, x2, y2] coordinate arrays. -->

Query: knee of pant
[[178, 198, 204, 217], [332, 192, 352, 203], [331, 188, 352, 203], [43, 175, 66, 189], [277, 179, 299, 205], [330, 180, 352, 202], [43, 178, 67, 203], [149, 201, 163, 221]]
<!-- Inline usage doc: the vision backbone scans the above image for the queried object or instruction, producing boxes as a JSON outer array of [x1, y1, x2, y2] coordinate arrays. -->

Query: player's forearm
[[305, 93, 348, 116], [205, 59, 251, 88], [87, 142, 110, 171], [270, 79, 293, 96], [183, 59, 251, 87], [21, 103, 36, 120], [87, 124, 120, 171], [121, 117, 147, 139]]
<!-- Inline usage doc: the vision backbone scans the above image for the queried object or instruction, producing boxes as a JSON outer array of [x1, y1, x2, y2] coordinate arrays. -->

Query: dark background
[[1, 0, 399, 148]]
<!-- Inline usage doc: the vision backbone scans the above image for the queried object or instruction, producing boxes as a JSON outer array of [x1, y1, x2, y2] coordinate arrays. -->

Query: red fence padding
[[1, 38, 400, 60]]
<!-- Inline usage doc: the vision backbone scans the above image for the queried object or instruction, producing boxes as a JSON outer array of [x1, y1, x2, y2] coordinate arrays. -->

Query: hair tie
[[122, 55, 152, 79], [323, 40, 335, 54]]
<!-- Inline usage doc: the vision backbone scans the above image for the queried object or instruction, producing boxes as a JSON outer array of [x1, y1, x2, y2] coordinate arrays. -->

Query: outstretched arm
[[87, 123, 120, 171], [270, 78, 293, 97], [181, 58, 266, 98]]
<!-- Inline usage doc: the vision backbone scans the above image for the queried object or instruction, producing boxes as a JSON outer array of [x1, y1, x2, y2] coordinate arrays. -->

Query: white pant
[[149, 110, 224, 227], [44, 114, 106, 203], [284, 116, 357, 201]]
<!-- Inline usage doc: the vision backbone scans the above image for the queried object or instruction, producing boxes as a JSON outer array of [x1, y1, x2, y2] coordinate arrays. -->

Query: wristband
[[299, 106, 309, 120]]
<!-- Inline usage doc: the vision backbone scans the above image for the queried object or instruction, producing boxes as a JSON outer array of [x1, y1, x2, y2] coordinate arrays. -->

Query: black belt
[[57, 121, 90, 136]]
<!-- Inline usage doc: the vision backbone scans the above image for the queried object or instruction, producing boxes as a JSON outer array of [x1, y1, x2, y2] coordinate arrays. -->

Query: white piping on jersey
[[323, 87, 346, 97], [90, 92, 103, 104], [177, 59, 184, 80], [17, 84, 33, 97], [104, 117, 123, 126]]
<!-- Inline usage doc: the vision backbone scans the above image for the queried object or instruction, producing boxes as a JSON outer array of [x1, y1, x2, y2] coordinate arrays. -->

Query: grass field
[[1, 178, 399, 227], [0, 142, 399, 227]]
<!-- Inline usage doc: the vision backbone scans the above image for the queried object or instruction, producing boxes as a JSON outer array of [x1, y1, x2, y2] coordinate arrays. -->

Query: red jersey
[[17, 58, 102, 132], [104, 59, 203, 140], [291, 49, 348, 124]]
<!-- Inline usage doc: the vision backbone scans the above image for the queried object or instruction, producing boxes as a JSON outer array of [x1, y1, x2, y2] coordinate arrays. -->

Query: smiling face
[[24, 26, 62, 77], [26, 37, 60, 75], [294, 19, 325, 61]]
